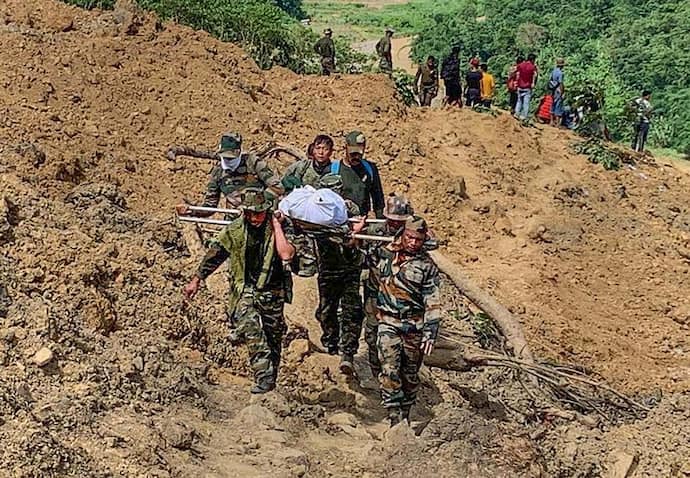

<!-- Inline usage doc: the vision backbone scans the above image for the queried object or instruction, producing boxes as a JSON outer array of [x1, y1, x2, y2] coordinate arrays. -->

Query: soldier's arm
[[198, 166, 222, 215], [272, 214, 296, 261], [422, 264, 441, 325], [195, 241, 230, 280], [253, 155, 285, 196], [421, 263, 441, 354], [368, 162, 386, 219], [414, 67, 422, 91]]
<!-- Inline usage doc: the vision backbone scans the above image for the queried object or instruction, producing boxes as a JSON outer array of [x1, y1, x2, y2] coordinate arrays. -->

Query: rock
[[234, 404, 280, 430], [327, 412, 358, 428], [284, 339, 311, 364], [250, 391, 291, 417], [160, 421, 196, 450], [606, 450, 638, 478], [32, 347, 54, 367], [273, 447, 308, 466], [132, 356, 144, 372], [384, 421, 416, 448], [446, 177, 468, 199]]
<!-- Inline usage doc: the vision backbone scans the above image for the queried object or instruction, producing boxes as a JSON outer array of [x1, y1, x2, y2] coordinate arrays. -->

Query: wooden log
[[429, 250, 534, 363]]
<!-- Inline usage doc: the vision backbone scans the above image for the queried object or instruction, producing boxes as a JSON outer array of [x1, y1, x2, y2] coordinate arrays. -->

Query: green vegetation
[[335, 0, 690, 153], [62, 0, 370, 74]]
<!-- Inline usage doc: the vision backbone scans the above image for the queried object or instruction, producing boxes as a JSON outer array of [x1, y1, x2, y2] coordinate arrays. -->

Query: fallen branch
[[429, 250, 534, 363], [428, 332, 649, 422]]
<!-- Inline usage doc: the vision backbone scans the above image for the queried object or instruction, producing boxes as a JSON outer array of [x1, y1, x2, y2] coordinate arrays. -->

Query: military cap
[[384, 194, 414, 221], [218, 131, 242, 154], [324, 28, 333, 35], [385, 27, 395, 33], [405, 215, 428, 234], [239, 188, 271, 213], [345, 130, 366, 154], [556, 57, 565, 66]]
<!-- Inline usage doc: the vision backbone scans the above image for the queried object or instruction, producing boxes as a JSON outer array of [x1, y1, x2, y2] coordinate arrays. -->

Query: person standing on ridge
[[376, 28, 394, 75], [330, 131, 385, 219], [514, 53, 538, 120], [549, 58, 566, 127], [507, 55, 523, 114], [182, 189, 298, 394], [631, 90, 653, 152], [314, 28, 336, 76], [465, 57, 483, 107], [441, 45, 462, 108], [414, 55, 439, 107], [479, 63, 496, 107]]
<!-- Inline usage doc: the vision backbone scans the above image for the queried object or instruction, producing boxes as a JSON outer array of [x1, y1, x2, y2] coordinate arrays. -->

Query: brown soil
[[1, 0, 690, 476]]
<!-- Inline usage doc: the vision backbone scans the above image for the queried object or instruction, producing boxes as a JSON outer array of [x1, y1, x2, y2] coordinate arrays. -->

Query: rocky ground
[[1, 0, 690, 476]]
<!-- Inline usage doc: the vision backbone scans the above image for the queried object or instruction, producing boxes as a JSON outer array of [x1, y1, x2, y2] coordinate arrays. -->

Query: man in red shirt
[[515, 53, 538, 120]]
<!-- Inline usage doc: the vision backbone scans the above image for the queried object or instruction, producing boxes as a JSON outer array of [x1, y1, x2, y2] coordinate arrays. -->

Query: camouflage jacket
[[376, 242, 441, 327], [202, 153, 281, 209], [282, 159, 331, 190], [362, 222, 401, 297], [195, 215, 297, 316]]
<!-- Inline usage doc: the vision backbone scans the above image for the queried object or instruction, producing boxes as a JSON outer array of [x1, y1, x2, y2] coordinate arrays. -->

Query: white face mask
[[220, 153, 242, 171]]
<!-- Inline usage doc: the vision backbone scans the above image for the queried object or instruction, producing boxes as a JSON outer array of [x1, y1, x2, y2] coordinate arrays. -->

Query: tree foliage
[[345, 0, 690, 152]]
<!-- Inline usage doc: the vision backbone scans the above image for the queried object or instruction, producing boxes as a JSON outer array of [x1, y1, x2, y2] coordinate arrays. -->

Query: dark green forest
[[345, 0, 690, 152]]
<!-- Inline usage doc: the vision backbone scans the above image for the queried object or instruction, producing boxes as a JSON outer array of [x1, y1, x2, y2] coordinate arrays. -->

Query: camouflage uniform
[[313, 174, 364, 366], [282, 158, 332, 190], [314, 31, 336, 76], [376, 30, 394, 74], [192, 132, 282, 215], [376, 216, 441, 421], [195, 189, 296, 391]]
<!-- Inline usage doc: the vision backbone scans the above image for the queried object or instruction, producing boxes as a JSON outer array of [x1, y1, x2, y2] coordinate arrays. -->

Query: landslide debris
[[1, 0, 690, 476]]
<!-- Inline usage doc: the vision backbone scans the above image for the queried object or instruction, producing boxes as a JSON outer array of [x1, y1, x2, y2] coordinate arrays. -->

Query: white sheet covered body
[[278, 186, 348, 227]]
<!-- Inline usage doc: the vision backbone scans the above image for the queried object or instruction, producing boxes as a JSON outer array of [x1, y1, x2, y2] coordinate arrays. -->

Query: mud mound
[[1, 0, 690, 475]]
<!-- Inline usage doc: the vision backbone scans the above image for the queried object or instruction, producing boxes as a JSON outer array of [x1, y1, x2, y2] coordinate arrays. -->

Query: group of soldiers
[[179, 131, 440, 426], [314, 27, 395, 76]]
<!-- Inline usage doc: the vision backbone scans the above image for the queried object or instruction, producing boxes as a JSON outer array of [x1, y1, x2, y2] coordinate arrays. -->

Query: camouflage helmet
[[239, 188, 271, 213], [405, 215, 428, 234], [218, 131, 242, 153], [318, 173, 344, 194], [384, 194, 414, 221]]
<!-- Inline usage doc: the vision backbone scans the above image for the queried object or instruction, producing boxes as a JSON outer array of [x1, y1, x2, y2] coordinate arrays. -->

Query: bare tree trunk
[[429, 250, 534, 363]]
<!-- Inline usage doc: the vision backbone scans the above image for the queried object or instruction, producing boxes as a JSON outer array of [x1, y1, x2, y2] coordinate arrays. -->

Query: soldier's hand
[[183, 276, 201, 300], [421, 320, 440, 356], [273, 210, 286, 224], [176, 203, 191, 216], [351, 216, 367, 234]]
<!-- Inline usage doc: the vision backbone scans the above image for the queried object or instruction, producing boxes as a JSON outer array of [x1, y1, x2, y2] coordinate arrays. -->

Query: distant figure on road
[[548, 58, 566, 127], [515, 53, 538, 120], [414, 55, 439, 106], [631, 90, 653, 152], [507, 55, 523, 114], [465, 57, 483, 107], [376, 28, 394, 75], [479, 63, 495, 107], [441, 45, 462, 107], [314, 28, 336, 75]]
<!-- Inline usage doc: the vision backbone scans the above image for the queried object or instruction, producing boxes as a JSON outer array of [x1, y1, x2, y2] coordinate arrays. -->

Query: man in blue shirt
[[549, 58, 565, 127]]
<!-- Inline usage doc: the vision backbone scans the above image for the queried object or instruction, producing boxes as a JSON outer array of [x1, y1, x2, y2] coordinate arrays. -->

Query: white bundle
[[278, 186, 348, 227]]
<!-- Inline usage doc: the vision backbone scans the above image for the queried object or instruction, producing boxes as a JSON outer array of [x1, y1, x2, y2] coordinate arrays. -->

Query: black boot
[[339, 354, 355, 376], [388, 407, 404, 427], [401, 405, 411, 424], [250, 377, 276, 394]]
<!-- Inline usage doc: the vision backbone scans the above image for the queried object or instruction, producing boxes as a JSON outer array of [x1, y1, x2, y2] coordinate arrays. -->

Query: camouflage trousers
[[234, 288, 287, 383], [315, 271, 363, 357], [363, 292, 381, 377], [377, 320, 423, 408]]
